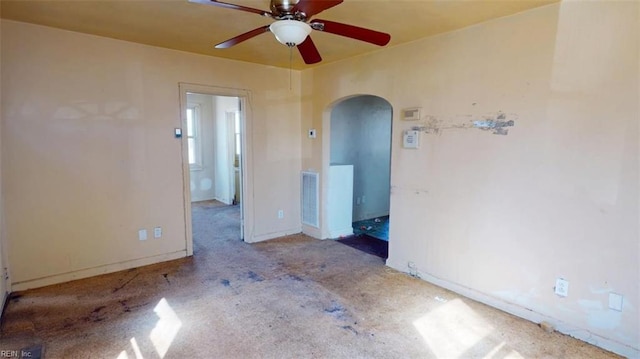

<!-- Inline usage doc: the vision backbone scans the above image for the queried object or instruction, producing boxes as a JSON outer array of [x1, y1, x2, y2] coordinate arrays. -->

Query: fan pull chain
[[289, 45, 293, 91]]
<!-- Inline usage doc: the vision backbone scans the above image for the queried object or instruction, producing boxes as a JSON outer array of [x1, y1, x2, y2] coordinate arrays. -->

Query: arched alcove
[[323, 95, 393, 254]]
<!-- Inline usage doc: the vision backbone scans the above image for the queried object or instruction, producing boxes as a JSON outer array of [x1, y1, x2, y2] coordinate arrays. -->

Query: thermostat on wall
[[402, 107, 421, 121], [403, 130, 420, 149]]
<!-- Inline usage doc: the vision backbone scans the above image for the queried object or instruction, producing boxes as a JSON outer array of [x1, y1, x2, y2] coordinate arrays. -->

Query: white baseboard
[[302, 225, 323, 239], [386, 259, 639, 359], [353, 211, 389, 222], [303, 225, 353, 240], [327, 228, 353, 239], [246, 228, 302, 243], [11, 250, 188, 291], [214, 196, 233, 206]]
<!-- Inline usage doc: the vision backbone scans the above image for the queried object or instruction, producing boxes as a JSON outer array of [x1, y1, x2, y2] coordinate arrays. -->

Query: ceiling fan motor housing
[[271, 0, 301, 17]]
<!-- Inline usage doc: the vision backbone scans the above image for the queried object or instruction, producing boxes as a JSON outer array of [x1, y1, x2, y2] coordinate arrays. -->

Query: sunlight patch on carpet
[[413, 298, 524, 358], [150, 298, 182, 358], [130, 337, 144, 359]]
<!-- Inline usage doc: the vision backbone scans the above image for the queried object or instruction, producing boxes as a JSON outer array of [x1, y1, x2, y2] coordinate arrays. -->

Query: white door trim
[[178, 83, 252, 254]]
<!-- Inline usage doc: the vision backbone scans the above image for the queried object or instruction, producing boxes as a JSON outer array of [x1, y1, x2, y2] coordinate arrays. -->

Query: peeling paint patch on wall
[[473, 119, 515, 135], [411, 111, 517, 135]]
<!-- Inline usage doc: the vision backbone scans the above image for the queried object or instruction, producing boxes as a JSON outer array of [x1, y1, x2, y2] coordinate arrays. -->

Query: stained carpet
[[0, 208, 620, 358]]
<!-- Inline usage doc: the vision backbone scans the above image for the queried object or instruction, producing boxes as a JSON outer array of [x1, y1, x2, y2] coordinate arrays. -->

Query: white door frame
[[178, 83, 252, 255], [0, 219, 9, 307], [226, 109, 240, 206], [0, 175, 9, 303]]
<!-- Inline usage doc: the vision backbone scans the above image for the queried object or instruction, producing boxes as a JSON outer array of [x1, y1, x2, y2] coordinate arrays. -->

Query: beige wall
[[1, 19, 302, 290], [302, 2, 638, 357], [0, 12, 7, 300]]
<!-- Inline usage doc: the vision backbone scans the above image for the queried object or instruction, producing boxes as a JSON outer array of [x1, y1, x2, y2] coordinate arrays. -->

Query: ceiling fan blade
[[297, 36, 322, 64], [293, 0, 342, 18], [188, 0, 272, 18], [311, 19, 391, 46], [215, 25, 271, 49]]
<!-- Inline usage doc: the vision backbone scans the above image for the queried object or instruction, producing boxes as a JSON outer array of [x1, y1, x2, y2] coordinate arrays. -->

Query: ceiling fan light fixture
[[270, 20, 311, 47]]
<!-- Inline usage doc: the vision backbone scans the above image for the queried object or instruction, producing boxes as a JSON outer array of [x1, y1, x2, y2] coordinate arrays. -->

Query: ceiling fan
[[189, 0, 391, 64]]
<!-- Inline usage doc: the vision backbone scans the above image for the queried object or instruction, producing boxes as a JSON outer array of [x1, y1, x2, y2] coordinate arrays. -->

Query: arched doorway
[[325, 95, 393, 258]]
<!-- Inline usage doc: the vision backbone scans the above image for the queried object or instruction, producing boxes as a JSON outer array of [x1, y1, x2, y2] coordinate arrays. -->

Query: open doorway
[[180, 86, 246, 255], [328, 95, 392, 258]]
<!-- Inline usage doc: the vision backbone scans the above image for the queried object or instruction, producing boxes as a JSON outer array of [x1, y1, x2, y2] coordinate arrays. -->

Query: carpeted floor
[[191, 202, 242, 248], [0, 206, 620, 358]]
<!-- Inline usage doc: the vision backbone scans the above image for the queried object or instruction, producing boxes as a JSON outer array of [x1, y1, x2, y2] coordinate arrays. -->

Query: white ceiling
[[0, 0, 558, 70]]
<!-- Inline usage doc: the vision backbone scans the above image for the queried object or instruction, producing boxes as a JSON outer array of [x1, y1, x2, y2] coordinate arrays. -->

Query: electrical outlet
[[362, 195, 366, 204], [609, 292, 623, 311], [408, 262, 418, 277], [154, 227, 162, 239], [278, 210, 284, 219], [555, 278, 569, 297], [138, 229, 147, 241]]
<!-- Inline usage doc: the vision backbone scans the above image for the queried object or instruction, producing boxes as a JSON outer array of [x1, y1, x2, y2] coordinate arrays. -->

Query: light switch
[[138, 229, 147, 241]]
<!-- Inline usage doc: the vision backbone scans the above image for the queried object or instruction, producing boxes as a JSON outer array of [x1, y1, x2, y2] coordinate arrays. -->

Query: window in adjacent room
[[186, 104, 202, 170]]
